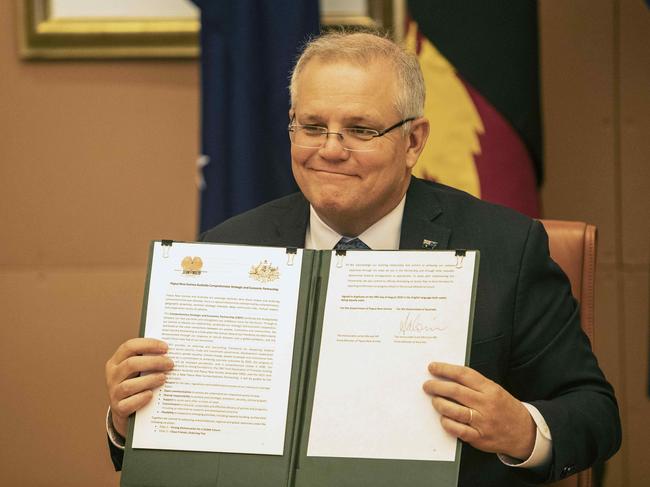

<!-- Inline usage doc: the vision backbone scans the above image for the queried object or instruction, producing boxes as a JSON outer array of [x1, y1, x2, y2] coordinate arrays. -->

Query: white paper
[[132, 242, 303, 455], [307, 250, 476, 461]]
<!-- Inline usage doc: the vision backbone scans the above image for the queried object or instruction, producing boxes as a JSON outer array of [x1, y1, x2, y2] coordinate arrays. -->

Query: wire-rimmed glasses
[[288, 117, 415, 152]]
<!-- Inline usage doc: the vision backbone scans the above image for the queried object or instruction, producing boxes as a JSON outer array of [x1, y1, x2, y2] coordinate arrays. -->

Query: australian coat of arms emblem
[[249, 260, 280, 283]]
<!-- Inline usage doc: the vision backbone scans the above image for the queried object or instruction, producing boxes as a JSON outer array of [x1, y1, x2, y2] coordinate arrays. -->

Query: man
[[105, 32, 620, 485]]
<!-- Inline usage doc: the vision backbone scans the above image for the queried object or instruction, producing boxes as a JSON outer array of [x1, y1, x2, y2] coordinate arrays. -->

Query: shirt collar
[[305, 196, 406, 250]]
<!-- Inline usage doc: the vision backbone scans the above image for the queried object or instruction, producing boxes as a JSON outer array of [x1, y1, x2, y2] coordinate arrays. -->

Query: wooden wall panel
[[540, 1, 650, 486], [617, 2, 650, 487], [0, 268, 148, 486], [539, 0, 618, 265], [619, 0, 650, 265], [0, 60, 199, 267]]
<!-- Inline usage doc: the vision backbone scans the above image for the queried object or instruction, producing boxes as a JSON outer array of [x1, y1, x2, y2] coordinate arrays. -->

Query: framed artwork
[[18, 0, 200, 59], [18, 0, 404, 60]]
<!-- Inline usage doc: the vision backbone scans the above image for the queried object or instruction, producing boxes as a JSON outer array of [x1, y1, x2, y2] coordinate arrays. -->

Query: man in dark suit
[[105, 32, 620, 485]]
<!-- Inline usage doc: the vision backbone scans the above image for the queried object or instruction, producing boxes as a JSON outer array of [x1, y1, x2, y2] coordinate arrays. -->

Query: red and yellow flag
[[406, 1, 541, 218]]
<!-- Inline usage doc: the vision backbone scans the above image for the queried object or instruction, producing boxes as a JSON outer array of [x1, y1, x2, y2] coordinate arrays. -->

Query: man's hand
[[105, 338, 173, 438], [423, 362, 536, 460]]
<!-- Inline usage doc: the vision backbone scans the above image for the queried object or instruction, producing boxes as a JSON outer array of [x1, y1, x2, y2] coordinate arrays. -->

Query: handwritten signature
[[399, 312, 446, 335]]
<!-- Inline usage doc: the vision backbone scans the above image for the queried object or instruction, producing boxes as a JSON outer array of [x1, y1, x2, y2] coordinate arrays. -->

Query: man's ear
[[405, 117, 430, 169]]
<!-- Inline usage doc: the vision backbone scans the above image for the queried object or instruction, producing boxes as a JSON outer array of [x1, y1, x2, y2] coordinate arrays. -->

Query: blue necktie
[[334, 237, 371, 250]]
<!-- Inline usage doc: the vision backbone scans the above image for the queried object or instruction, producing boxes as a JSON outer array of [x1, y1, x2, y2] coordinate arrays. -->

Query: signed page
[[307, 250, 477, 461], [132, 242, 303, 455]]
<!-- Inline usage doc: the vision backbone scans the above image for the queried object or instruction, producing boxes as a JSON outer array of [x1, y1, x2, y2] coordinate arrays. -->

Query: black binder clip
[[454, 249, 466, 268], [286, 248, 297, 266], [161, 240, 173, 258], [335, 249, 346, 268]]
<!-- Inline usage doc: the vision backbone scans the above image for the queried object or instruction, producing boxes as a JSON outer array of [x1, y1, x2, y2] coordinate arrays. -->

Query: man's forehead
[[293, 58, 399, 121], [296, 112, 380, 124]]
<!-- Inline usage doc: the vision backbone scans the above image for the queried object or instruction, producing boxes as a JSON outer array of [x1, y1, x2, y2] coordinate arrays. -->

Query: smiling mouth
[[309, 168, 357, 178]]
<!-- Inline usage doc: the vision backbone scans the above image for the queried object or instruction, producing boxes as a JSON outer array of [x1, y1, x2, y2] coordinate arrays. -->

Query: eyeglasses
[[288, 117, 415, 152]]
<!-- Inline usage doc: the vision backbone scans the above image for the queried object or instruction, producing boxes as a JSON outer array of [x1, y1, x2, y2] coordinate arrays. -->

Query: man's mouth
[[309, 167, 357, 178]]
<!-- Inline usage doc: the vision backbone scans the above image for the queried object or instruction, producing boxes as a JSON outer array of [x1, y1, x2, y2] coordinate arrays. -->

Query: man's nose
[[318, 132, 349, 160]]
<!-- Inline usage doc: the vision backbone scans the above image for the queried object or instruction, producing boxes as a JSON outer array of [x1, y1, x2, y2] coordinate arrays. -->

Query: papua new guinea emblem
[[181, 256, 203, 275], [249, 260, 280, 283]]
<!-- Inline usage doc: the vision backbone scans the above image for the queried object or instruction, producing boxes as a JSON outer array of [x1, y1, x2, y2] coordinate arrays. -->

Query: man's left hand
[[423, 362, 536, 460]]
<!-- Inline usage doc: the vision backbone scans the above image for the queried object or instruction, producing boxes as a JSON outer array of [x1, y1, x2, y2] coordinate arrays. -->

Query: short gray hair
[[289, 30, 425, 120]]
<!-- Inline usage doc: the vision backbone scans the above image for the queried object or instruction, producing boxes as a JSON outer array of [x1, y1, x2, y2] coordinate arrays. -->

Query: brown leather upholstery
[[540, 220, 597, 487]]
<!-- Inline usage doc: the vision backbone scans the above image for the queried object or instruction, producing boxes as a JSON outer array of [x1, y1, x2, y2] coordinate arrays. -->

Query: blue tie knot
[[334, 237, 370, 250]]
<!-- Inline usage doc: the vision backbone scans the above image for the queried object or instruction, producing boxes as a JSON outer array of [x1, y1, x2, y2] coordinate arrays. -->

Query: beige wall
[[0, 0, 647, 486], [0, 1, 198, 486], [539, 1, 650, 486]]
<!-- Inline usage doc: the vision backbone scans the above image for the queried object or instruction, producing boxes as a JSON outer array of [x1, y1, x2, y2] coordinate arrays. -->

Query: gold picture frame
[[18, 0, 200, 59], [18, 0, 403, 60]]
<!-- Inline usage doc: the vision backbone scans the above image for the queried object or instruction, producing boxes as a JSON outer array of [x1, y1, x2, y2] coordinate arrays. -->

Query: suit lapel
[[399, 177, 451, 250], [265, 193, 310, 248]]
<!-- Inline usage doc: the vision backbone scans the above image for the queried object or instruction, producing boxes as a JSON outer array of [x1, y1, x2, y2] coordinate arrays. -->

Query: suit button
[[561, 465, 576, 478]]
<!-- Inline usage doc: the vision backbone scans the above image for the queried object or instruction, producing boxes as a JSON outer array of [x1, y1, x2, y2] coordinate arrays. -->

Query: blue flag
[[192, 1, 320, 233]]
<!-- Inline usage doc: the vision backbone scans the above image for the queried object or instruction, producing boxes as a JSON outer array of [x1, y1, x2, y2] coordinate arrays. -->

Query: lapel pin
[[422, 239, 438, 249]]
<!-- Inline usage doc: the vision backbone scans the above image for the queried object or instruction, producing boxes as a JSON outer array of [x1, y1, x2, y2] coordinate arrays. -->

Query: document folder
[[121, 241, 479, 487]]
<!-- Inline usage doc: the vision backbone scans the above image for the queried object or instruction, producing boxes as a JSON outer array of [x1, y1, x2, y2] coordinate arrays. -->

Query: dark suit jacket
[[110, 177, 620, 486]]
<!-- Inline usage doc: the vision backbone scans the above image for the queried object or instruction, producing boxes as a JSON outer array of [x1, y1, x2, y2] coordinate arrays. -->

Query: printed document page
[[132, 242, 303, 455], [307, 250, 476, 461]]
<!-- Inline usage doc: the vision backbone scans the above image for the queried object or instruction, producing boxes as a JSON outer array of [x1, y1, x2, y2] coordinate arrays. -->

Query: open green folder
[[121, 241, 479, 487]]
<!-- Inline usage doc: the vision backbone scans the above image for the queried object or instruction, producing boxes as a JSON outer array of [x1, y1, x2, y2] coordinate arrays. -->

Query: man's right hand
[[105, 338, 173, 438]]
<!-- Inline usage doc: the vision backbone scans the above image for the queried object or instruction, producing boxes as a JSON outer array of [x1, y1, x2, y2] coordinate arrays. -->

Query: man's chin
[[311, 197, 358, 221], [312, 199, 350, 215]]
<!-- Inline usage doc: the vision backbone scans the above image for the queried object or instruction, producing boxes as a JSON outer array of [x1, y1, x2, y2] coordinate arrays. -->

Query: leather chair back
[[540, 219, 597, 487]]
